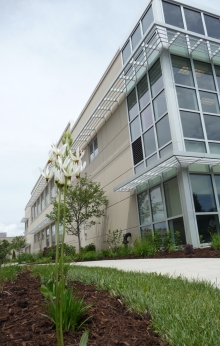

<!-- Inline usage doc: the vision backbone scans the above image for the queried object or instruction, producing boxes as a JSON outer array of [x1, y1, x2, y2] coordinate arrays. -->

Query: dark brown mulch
[[0, 271, 169, 346]]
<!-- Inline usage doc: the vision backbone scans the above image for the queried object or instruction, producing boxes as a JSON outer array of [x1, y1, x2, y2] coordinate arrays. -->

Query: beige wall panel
[[119, 100, 129, 129]]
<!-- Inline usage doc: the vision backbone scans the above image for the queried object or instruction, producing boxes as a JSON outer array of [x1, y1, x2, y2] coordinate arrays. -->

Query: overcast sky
[[0, 0, 219, 237]]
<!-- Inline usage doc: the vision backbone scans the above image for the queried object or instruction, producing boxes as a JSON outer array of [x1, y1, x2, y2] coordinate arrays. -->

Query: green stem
[[56, 187, 62, 346]]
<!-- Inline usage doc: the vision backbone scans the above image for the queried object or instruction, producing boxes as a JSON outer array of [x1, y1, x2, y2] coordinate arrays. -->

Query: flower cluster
[[39, 132, 86, 187]]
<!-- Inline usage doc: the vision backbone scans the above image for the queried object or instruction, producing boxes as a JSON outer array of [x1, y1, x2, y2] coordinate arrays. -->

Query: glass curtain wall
[[171, 55, 220, 154]]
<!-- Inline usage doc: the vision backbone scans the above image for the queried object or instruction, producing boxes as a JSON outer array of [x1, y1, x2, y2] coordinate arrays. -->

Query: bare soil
[[0, 270, 169, 346]]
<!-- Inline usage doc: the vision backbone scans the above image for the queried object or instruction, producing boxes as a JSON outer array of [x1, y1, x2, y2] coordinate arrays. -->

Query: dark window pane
[[162, 1, 184, 28], [141, 104, 153, 131], [156, 114, 171, 148], [164, 178, 182, 218], [190, 174, 217, 212], [142, 6, 153, 33], [171, 55, 194, 87], [176, 87, 198, 110], [147, 154, 157, 166], [132, 137, 144, 165], [204, 114, 220, 141], [196, 214, 220, 243], [209, 142, 220, 154], [137, 191, 151, 225], [168, 217, 186, 245], [131, 24, 141, 50], [194, 61, 215, 91], [140, 225, 152, 237], [130, 117, 141, 141], [185, 140, 206, 153], [204, 14, 220, 40], [184, 8, 204, 35], [122, 41, 131, 64], [199, 91, 220, 114], [214, 65, 220, 91], [214, 175, 220, 205], [153, 90, 167, 120], [137, 75, 150, 110], [127, 89, 138, 121], [160, 143, 172, 158], [180, 111, 204, 139], [149, 60, 163, 97], [143, 127, 156, 157], [150, 186, 165, 222]]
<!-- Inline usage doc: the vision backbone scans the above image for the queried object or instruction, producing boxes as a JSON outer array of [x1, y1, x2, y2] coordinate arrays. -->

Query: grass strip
[[0, 265, 23, 283]]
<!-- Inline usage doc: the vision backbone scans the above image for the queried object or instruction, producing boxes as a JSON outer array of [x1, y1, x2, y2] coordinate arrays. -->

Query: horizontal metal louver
[[132, 136, 143, 165], [127, 89, 137, 111], [137, 75, 148, 99]]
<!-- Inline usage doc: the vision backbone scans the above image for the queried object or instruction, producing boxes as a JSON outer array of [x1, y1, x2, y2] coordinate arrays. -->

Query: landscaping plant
[[210, 233, 220, 250], [40, 132, 88, 346]]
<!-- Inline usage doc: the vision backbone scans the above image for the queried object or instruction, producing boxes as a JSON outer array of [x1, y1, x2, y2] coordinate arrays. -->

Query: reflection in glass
[[180, 111, 204, 139], [160, 143, 172, 158], [137, 75, 150, 110], [162, 1, 184, 28], [199, 91, 220, 114], [137, 191, 151, 225], [127, 89, 138, 121], [196, 214, 220, 243], [214, 175, 220, 205], [135, 162, 145, 175], [140, 225, 152, 237], [46, 227, 50, 247], [204, 115, 220, 141], [185, 140, 206, 153], [204, 14, 220, 40], [176, 87, 198, 110], [143, 127, 156, 157], [209, 142, 220, 154], [156, 114, 171, 148], [131, 24, 141, 50], [171, 55, 194, 87], [150, 186, 165, 222], [214, 65, 220, 91], [190, 174, 217, 212], [141, 104, 153, 131], [149, 60, 163, 97], [130, 116, 141, 141], [122, 41, 131, 64], [146, 154, 157, 166], [142, 6, 153, 33], [168, 217, 186, 245], [153, 90, 167, 120], [188, 164, 209, 173], [164, 178, 181, 217], [194, 61, 215, 91], [153, 221, 167, 240], [184, 8, 204, 35]]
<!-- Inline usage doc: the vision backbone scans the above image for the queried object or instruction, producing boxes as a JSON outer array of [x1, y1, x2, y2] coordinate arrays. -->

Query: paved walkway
[[73, 258, 220, 288]]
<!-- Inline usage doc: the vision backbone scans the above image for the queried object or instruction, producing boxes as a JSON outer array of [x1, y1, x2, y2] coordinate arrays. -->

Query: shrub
[[82, 243, 96, 253], [17, 253, 34, 263], [183, 244, 194, 254], [115, 245, 133, 257], [63, 244, 76, 257], [162, 231, 175, 252], [81, 251, 102, 261], [133, 235, 158, 257], [43, 246, 56, 260], [37, 257, 52, 264], [210, 233, 220, 250], [104, 229, 123, 251]]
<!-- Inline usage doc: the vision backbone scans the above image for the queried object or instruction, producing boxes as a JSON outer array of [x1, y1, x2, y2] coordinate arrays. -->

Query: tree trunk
[[77, 228, 81, 254]]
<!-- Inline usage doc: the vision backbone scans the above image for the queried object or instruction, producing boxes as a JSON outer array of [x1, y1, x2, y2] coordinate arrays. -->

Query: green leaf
[[79, 330, 89, 346]]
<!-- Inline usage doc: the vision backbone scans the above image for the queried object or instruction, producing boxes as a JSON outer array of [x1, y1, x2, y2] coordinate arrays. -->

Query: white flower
[[70, 148, 85, 163], [51, 143, 67, 158], [73, 161, 86, 179], [39, 166, 53, 182]]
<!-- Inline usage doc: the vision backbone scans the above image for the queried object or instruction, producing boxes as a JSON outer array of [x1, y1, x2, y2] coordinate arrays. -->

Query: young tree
[[47, 175, 108, 253], [0, 239, 11, 266], [10, 236, 27, 255]]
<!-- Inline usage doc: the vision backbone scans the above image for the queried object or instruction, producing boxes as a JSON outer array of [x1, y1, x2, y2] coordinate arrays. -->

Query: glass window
[[176, 87, 198, 110], [37, 198, 41, 214], [190, 174, 217, 212], [162, 1, 184, 29], [164, 178, 182, 217], [153, 90, 167, 120], [143, 127, 156, 157], [127, 89, 138, 121], [204, 114, 220, 141], [142, 6, 153, 33], [150, 186, 165, 222], [130, 117, 141, 141], [50, 178, 54, 198], [46, 227, 50, 247], [209, 142, 220, 154], [94, 137, 98, 157], [45, 186, 49, 205], [204, 14, 220, 40], [137, 75, 150, 110], [214, 175, 220, 205], [140, 225, 152, 237], [135, 162, 145, 175], [184, 8, 204, 35], [149, 60, 163, 97], [199, 92, 220, 114], [51, 224, 55, 246], [146, 154, 157, 166], [131, 24, 141, 49], [156, 114, 171, 148], [180, 111, 204, 139], [196, 214, 220, 243], [168, 217, 186, 245], [171, 55, 194, 87], [41, 193, 44, 210], [163, 167, 177, 180], [153, 221, 167, 240], [214, 65, 220, 91], [185, 140, 206, 153], [194, 61, 215, 91], [41, 230, 45, 240], [189, 164, 210, 173], [160, 143, 172, 158], [34, 203, 37, 218], [122, 41, 131, 64], [141, 104, 153, 131], [137, 191, 151, 225], [89, 142, 94, 162]]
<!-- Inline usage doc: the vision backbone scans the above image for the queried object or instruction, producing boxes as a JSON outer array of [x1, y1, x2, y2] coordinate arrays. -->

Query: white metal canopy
[[29, 218, 51, 235]]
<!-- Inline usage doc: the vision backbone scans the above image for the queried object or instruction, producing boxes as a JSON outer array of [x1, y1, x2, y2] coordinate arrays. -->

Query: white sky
[[0, 0, 219, 237]]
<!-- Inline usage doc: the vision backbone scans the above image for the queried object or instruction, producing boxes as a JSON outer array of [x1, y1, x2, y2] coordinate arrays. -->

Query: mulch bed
[[0, 271, 168, 346]]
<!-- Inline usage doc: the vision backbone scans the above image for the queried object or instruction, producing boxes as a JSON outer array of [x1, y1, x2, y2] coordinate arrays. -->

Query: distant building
[[22, 0, 220, 253]]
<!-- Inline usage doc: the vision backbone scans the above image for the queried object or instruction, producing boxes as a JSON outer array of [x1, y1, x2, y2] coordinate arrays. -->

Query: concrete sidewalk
[[73, 258, 220, 288]]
